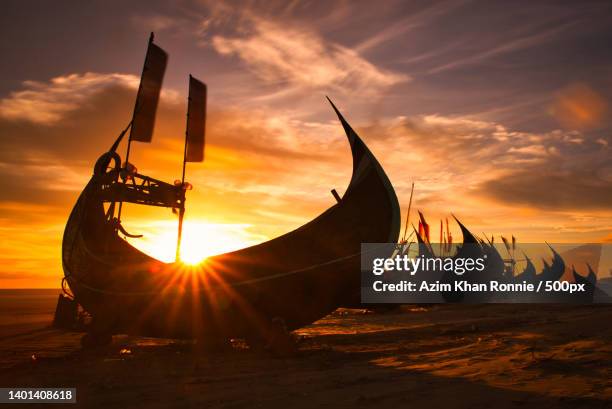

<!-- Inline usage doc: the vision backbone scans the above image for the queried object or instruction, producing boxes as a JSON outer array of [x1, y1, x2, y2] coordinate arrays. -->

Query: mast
[[176, 75, 206, 261], [175, 99, 189, 262], [175, 195, 186, 261], [401, 182, 414, 242], [439, 219, 443, 254], [512, 235, 516, 276]]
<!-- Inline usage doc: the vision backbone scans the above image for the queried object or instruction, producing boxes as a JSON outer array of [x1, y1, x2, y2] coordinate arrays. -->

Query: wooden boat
[[61, 38, 400, 345], [572, 264, 597, 303], [537, 244, 565, 282], [514, 253, 536, 283]]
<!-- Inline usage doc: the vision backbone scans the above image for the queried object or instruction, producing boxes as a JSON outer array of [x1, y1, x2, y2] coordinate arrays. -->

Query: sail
[[185, 75, 206, 162], [130, 34, 168, 143]]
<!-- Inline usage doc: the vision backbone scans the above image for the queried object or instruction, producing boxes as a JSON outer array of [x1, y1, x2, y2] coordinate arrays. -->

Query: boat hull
[[62, 103, 400, 340]]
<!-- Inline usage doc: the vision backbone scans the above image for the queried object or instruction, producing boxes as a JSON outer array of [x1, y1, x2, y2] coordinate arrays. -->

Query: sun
[[125, 220, 266, 265], [179, 222, 255, 265]]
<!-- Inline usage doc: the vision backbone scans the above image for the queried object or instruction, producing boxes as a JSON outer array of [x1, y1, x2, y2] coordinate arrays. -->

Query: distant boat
[[537, 244, 565, 282], [60, 34, 400, 348], [515, 253, 536, 283], [407, 215, 608, 303], [572, 264, 597, 302]]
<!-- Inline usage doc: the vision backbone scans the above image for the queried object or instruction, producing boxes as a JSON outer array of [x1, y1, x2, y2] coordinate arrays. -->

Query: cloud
[[0, 71, 354, 237], [354, 0, 472, 53], [131, 15, 182, 32], [1, 72, 609, 218], [413, 118, 612, 211], [478, 170, 612, 210], [507, 145, 548, 156], [210, 17, 409, 95], [548, 83, 609, 130], [0, 68, 611, 286], [427, 19, 578, 74], [359, 114, 612, 213], [0, 73, 140, 124]]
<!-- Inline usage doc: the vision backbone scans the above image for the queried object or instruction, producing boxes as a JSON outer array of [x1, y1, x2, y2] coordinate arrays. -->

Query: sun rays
[[125, 220, 267, 265]]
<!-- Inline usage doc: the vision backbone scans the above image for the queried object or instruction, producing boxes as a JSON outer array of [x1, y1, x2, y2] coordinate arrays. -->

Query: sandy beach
[[0, 291, 610, 408]]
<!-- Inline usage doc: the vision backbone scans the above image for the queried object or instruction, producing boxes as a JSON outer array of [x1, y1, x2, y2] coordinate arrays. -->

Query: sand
[[0, 299, 610, 408]]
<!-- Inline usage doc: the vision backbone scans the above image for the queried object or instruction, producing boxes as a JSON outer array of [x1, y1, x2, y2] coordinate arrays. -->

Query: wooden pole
[[402, 182, 414, 242], [175, 142, 187, 261], [175, 75, 191, 262], [175, 207, 185, 262]]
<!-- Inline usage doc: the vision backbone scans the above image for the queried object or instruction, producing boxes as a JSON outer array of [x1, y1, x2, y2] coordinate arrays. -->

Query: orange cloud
[[549, 83, 609, 130], [211, 17, 409, 95], [0, 73, 140, 124]]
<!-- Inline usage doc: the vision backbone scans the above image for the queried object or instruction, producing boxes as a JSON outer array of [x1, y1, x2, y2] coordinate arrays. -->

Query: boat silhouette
[[59, 34, 400, 348]]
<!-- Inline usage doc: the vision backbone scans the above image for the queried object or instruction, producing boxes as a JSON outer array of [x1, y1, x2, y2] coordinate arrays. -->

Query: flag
[[418, 211, 430, 242], [185, 75, 206, 162], [130, 35, 168, 142], [501, 236, 511, 252], [445, 218, 451, 252]]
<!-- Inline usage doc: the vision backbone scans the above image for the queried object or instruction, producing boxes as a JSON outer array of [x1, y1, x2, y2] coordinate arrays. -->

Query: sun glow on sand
[[126, 221, 267, 265]]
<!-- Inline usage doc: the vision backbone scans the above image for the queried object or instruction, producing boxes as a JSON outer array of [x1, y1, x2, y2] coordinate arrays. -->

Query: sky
[[1, 0, 611, 287]]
